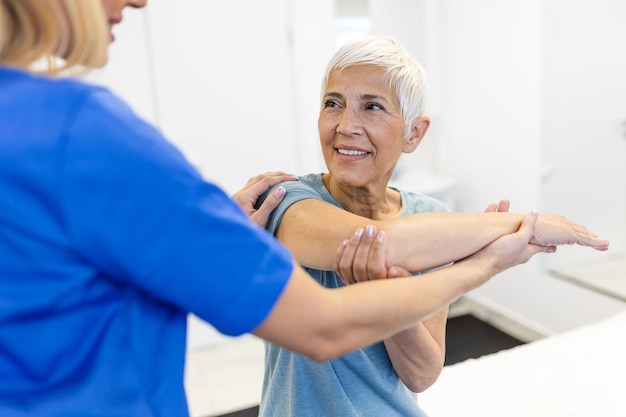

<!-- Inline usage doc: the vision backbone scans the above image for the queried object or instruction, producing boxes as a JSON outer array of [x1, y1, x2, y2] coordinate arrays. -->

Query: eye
[[365, 102, 384, 111], [323, 99, 341, 108]]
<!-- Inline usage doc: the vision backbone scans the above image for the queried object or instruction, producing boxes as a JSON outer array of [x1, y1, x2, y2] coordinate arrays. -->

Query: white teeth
[[337, 149, 368, 156]]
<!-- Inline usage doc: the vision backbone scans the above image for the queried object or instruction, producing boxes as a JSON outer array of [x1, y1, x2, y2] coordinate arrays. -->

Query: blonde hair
[[0, 0, 110, 75]]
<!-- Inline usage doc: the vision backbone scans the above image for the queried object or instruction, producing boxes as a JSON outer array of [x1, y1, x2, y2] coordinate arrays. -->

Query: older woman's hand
[[232, 171, 298, 228], [483, 199, 608, 251], [532, 214, 609, 250]]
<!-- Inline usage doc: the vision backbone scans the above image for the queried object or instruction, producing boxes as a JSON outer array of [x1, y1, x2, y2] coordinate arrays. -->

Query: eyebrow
[[361, 94, 386, 101], [323, 92, 343, 99], [323, 92, 390, 103]]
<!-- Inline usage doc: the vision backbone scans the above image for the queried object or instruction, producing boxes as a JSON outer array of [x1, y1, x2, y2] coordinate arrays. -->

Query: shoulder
[[264, 173, 326, 206], [5, 69, 150, 141], [262, 173, 327, 234], [283, 173, 324, 193], [400, 190, 451, 214], [57, 78, 177, 169], [1, 69, 111, 125], [13, 70, 114, 109]]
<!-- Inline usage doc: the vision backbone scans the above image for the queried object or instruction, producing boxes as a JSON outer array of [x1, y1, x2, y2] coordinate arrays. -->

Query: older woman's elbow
[[403, 368, 443, 393], [299, 340, 349, 363], [405, 378, 434, 394]]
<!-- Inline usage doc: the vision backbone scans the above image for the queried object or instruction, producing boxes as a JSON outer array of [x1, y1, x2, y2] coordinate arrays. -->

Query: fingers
[[532, 214, 610, 251], [387, 265, 412, 278], [243, 171, 298, 188], [333, 239, 350, 282], [233, 171, 296, 203], [334, 230, 360, 285], [482, 211, 540, 272], [484, 202, 498, 213], [517, 210, 539, 240], [245, 172, 297, 197], [357, 226, 388, 281], [485, 199, 510, 213], [591, 239, 610, 251], [231, 171, 297, 228], [569, 221, 609, 250], [250, 187, 285, 228], [510, 211, 557, 265], [535, 245, 557, 254], [475, 211, 562, 277], [497, 199, 510, 212], [334, 226, 388, 285]]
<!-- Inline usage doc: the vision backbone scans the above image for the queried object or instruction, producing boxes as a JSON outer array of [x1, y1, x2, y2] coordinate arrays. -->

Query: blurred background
[[89, 0, 626, 348]]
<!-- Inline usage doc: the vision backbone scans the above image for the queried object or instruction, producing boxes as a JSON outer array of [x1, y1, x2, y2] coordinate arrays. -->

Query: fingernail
[[354, 228, 363, 239], [274, 187, 285, 199], [365, 225, 375, 237], [531, 210, 539, 221], [376, 231, 386, 242]]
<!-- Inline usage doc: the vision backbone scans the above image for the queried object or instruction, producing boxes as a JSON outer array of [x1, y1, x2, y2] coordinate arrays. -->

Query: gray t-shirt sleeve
[[258, 178, 324, 236]]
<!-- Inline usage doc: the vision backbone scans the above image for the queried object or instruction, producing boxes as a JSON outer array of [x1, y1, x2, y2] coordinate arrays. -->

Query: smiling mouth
[[337, 149, 368, 156]]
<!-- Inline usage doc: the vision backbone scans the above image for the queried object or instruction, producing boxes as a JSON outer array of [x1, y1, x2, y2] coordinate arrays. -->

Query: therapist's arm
[[275, 198, 608, 272], [253, 213, 552, 362], [332, 200, 514, 392], [334, 226, 447, 393]]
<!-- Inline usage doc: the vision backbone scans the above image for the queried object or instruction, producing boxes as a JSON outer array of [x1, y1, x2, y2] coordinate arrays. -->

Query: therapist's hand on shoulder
[[232, 171, 298, 228]]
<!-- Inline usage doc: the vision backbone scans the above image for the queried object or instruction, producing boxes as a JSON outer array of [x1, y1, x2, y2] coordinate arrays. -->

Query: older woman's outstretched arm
[[275, 198, 607, 272]]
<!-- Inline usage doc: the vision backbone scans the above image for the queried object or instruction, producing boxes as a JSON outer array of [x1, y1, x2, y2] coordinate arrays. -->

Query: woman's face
[[318, 65, 415, 189], [100, 0, 147, 42]]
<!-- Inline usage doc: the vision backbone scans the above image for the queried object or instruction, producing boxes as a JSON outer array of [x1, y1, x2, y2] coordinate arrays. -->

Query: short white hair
[[321, 36, 428, 139]]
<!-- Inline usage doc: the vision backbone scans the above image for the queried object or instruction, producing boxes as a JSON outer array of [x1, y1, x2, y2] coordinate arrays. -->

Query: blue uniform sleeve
[[57, 88, 293, 336]]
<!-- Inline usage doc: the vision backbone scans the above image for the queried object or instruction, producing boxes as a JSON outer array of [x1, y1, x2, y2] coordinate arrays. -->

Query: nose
[[335, 107, 363, 137], [127, 0, 148, 8]]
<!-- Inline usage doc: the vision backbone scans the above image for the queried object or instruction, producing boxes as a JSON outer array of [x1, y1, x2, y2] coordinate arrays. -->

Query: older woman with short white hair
[[257, 35, 607, 417]]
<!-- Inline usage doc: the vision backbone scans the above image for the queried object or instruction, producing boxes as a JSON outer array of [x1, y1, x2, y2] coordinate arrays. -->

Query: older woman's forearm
[[278, 200, 608, 272], [277, 200, 524, 271], [383, 308, 448, 393], [382, 212, 525, 271]]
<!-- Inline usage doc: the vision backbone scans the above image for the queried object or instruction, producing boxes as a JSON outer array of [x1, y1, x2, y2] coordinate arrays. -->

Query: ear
[[403, 116, 430, 154]]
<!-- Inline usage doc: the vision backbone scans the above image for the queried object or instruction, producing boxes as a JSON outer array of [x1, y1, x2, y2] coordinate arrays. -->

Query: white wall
[[368, 0, 441, 179], [541, 0, 626, 270], [143, 1, 298, 193], [94, 0, 334, 194], [92, 0, 624, 340], [431, 0, 625, 333], [88, 7, 157, 124]]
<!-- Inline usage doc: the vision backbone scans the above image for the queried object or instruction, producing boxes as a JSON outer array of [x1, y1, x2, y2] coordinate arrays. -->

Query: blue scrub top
[[0, 67, 293, 417]]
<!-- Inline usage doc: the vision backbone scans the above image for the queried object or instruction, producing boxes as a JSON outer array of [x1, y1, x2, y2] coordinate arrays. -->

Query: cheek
[[379, 121, 406, 142], [318, 117, 335, 138], [100, 0, 123, 16], [371, 127, 406, 154]]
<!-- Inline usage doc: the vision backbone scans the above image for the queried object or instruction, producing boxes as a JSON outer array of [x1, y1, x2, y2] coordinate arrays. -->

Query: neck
[[322, 174, 401, 220]]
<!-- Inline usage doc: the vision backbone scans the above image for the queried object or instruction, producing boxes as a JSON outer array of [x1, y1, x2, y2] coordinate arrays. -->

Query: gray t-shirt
[[259, 173, 449, 417]]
